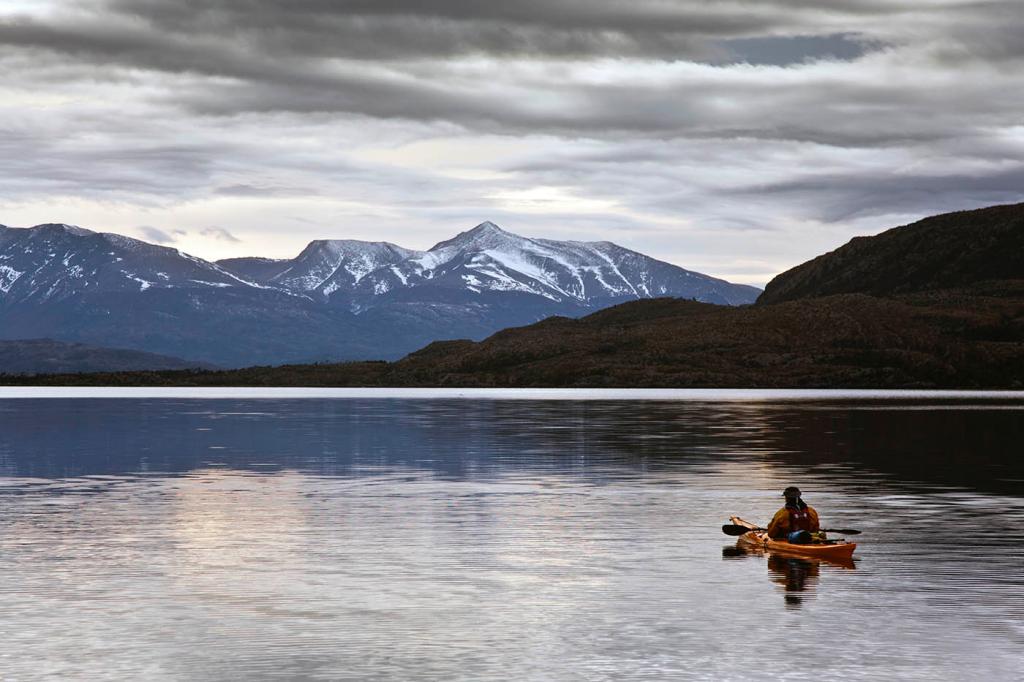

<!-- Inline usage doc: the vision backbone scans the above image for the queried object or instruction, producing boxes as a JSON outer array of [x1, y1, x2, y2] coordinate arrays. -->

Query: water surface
[[1, 391, 1022, 680]]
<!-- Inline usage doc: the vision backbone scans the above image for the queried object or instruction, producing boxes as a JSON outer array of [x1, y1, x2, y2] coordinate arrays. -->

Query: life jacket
[[787, 503, 813, 532]]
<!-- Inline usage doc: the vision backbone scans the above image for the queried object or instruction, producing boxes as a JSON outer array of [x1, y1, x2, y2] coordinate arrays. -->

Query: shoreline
[[2, 386, 1024, 400]]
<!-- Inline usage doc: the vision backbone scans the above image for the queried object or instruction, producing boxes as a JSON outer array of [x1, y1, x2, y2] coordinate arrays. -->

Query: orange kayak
[[730, 516, 857, 561]]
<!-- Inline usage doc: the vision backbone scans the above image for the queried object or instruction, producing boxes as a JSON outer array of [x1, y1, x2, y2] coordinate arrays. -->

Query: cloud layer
[[2, 0, 1022, 283]]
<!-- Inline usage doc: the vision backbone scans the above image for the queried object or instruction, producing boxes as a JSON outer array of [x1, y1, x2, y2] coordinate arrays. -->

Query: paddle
[[721, 524, 862, 536]]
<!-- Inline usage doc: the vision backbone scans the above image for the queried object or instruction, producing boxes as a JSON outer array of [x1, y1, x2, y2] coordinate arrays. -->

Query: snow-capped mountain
[[274, 240, 419, 295], [2, 220, 759, 368], [0, 223, 262, 304], [0, 223, 372, 367], [219, 221, 759, 308], [384, 221, 757, 305], [218, 240, 419, 295]]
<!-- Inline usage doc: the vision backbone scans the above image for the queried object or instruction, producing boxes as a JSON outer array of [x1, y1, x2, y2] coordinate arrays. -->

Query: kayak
[[725, 541, 856, 570], [730, 516, 857, 561]]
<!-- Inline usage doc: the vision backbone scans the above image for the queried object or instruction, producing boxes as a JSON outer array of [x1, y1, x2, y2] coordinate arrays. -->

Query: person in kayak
[[766, 486, 823, 544]]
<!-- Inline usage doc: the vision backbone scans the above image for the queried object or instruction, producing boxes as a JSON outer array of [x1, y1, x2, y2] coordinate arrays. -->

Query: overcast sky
[[2, 0, 1022, 285]]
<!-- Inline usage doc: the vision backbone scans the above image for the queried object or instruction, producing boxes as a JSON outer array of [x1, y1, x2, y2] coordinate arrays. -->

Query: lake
[[1, 389, 1022, 680]]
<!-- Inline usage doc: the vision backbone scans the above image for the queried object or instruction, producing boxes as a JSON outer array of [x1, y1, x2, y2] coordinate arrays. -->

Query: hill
[[0, 339, 213, 375], [6, 280, 1021, 388], [758, 203, 1024, 304]]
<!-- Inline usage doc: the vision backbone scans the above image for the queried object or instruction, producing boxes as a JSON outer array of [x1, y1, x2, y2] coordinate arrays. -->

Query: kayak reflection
[[723, 544, 856, 609], [769, 554, 820, 608]]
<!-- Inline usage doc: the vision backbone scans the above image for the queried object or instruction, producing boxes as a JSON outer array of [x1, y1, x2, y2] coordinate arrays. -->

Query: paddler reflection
[[723, 544, 854, 608], [768, 553, 819, 608]]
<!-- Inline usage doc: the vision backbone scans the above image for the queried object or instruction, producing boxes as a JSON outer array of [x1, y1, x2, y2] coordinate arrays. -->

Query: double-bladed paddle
[[721, 523, 862, 536]]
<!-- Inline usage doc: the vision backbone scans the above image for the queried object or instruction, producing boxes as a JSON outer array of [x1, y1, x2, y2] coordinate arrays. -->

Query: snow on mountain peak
[[472, 221, 503, 233], [427, 220, 516, 251], [268, 238, 422, 293]]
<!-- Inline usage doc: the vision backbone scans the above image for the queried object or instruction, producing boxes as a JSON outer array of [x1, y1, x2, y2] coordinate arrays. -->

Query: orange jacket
[[766, 504, 820, 539]]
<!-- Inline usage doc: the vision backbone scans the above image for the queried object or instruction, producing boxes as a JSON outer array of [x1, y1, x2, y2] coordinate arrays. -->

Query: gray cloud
[[746, 164, 1024, 223], [137, 225, 185, 243], [200, 227, 242, 243], [89, 0, 822, 59], [213, 184, 285, 198], [720, 33, 879, 66], [6, 0, 1017, 71], [1, 0, 1022, 280], [3, 1, 1021, 143], [136, 224, 240, 246]]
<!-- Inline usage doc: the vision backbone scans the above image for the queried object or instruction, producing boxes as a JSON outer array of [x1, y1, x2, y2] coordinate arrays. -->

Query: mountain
[[0, 339, 213, 375], [220, 239, 418, 296], [0, 223, 257, 304], [1, 220, 757, 368], [346, 221, 757, 306], [0, 223, 384, 367], [758, 203, 1024, 305], [18, 203, 1019, 388], [367, 204, 1019, 388], [218, 221, 759, 307]]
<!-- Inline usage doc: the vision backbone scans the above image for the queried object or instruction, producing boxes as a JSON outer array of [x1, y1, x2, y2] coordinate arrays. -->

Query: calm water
[[1, 390, 1022, 680]]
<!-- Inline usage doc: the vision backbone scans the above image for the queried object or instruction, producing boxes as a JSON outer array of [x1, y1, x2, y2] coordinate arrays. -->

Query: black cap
[[782, 486, 801, 498]]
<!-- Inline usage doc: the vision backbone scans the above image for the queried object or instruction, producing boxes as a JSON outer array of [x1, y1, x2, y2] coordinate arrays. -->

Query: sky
[[1, 0, 1022, 286]]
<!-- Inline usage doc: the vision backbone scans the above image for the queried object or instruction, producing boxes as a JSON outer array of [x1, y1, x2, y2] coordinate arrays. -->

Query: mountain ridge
[[216, 220, 760, 307], [1, 219, 758, 369], [15, 202, 1018, 387]]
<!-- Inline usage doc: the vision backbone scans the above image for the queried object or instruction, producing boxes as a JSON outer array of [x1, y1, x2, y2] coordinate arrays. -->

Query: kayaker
[[765, 486, 822, 544]]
